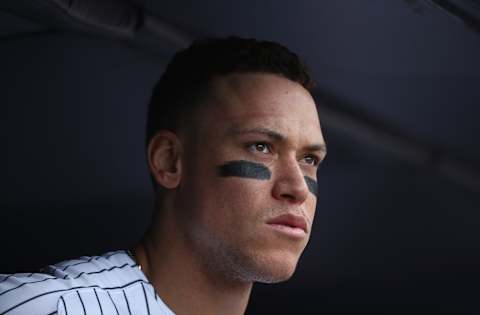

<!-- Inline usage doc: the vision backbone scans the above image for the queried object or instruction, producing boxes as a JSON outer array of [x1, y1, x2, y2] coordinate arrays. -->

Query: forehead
[[204, 73, 324, 145]]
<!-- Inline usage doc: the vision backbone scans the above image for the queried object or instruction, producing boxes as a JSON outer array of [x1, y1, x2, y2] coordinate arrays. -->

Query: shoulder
[[0, 250, 145, 315]]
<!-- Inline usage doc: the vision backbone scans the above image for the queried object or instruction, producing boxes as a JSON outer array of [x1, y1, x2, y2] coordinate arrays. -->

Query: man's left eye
[[302, 155, 319, 166]]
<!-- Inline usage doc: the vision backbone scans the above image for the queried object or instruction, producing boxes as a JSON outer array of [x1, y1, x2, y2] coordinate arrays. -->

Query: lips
[[266, 213, 308, 233]]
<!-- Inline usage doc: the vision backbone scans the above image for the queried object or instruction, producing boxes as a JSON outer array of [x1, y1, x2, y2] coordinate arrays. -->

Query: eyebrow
[[229, 127, 327, 155]]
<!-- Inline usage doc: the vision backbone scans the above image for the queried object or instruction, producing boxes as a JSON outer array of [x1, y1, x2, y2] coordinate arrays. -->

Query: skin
[[134, 73, 326, 315]]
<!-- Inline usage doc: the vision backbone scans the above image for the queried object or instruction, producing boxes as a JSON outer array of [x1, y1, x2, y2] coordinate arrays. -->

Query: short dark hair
[[145, 36, 314, 149]]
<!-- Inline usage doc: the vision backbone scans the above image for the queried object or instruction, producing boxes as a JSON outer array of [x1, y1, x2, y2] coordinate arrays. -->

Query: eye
[[247, 142, 271, 154], [302, 155, 320, 166]]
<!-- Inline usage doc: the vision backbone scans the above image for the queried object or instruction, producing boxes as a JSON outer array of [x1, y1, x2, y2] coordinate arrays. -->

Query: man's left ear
[[147, 130, 183, 189]]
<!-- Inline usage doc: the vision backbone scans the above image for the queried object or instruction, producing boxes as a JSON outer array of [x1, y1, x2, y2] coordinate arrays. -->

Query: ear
[[147, 130, 183, 189]]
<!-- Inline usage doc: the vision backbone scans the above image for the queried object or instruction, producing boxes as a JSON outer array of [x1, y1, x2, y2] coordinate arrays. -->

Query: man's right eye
[[247, 142, 271, 154]]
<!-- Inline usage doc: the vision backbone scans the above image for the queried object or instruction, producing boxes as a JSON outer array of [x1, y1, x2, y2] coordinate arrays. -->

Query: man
[[0, 36, 326, 315]]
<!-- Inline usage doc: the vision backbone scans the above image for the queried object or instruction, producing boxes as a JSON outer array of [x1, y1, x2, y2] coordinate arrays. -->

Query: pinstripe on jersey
[[0, 250, 175, 315]]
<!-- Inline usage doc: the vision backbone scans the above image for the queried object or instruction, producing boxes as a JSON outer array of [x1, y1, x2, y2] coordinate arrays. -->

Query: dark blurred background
[[1, 0, 480, 314]]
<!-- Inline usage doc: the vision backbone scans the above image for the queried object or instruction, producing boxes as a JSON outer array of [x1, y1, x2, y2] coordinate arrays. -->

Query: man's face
[[175, 73, 326, 283]]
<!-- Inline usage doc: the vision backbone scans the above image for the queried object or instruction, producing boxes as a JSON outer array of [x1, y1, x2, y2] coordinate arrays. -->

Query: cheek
[[213, 179, 271, 236], [186, 163, 271, 231], [214, 178, 269, 214], [305, 197, 317, 228], [211, 179, 273, 249], [214, 160, 273, 213]]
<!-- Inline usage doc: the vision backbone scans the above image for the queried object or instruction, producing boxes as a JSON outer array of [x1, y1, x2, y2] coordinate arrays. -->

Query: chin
[[259, 257, 299, 283], [233, 250, 301, 284], [253, 267, 296, 284]]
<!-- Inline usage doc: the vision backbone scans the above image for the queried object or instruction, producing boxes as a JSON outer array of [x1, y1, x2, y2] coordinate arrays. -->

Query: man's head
[[146, 37, 326, 284]]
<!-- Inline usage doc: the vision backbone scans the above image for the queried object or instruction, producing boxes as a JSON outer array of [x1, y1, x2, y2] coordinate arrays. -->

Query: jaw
[[207, 236, 306, 284]]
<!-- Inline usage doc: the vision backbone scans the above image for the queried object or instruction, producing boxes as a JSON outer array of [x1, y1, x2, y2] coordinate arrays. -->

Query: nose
[[271, 157, 309, 204]]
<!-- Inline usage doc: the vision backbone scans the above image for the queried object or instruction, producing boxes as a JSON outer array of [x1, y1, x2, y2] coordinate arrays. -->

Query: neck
[[132, 212, 253, 315]]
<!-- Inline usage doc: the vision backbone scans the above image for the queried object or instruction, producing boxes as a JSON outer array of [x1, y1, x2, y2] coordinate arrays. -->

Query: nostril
[[280, 193, 297, 202]]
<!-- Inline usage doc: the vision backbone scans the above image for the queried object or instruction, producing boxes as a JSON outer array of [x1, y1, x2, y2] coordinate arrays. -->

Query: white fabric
[[0, 250, 175, 315]]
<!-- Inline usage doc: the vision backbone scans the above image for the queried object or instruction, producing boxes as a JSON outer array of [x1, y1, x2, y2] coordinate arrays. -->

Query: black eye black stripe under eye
[[218, 160, 271, 180], [218, 160, 318, 197], [304, 176, 318, 197]]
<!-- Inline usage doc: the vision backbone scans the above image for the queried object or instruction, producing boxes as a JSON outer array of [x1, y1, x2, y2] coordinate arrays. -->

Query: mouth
[[266, 213, 308, 239]]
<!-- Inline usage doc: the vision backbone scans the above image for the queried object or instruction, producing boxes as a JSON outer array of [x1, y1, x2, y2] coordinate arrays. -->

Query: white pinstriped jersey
[[0, 250, 175, 315]]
